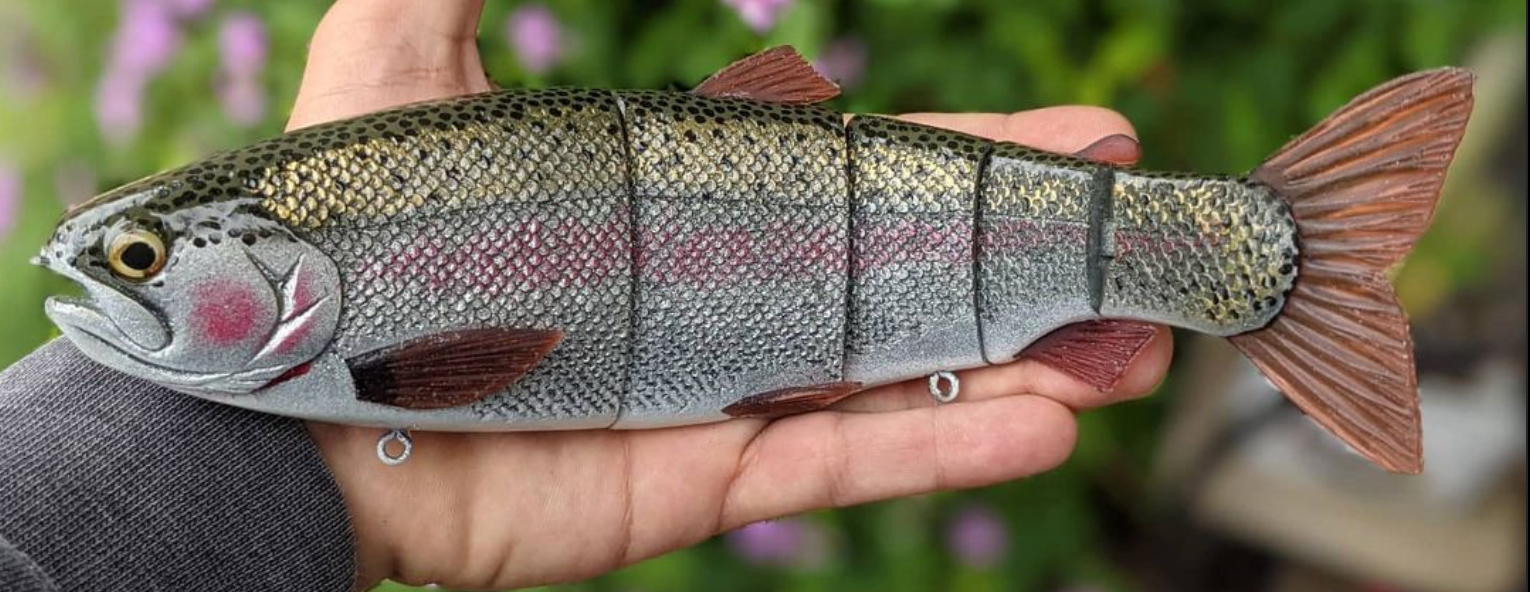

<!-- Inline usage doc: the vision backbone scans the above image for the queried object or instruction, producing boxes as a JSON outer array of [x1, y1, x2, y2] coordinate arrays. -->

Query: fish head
[[37, 168, 343, 396]]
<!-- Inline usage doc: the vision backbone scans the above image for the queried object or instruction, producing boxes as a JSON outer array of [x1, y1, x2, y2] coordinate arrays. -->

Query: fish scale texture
[[843, 116, 989, 383], [263, 89, 633, 425], [618, 91, 849, 425], [255, 89, 629, 228], [976, 143, 1102, 361], [1103, 171, 1298, 335], [0, 340, 354, 592], [177, 85, 1299, 426]]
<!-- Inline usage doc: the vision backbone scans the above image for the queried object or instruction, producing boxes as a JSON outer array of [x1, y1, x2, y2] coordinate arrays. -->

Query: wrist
[[307, 422, 397, 591], [308, 423, 501, 590]]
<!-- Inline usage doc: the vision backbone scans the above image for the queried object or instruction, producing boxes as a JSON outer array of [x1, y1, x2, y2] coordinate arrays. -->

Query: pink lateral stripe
[[1112, 229, 1223, 257], [979, 218, 1087, 252], [357, 217, 629, 295], [360, 212, 1224, 294], [638, 218, 844, 285]]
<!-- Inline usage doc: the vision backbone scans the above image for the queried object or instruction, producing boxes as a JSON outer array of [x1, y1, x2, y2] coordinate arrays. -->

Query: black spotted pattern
[[43, 84, 1305, 428]]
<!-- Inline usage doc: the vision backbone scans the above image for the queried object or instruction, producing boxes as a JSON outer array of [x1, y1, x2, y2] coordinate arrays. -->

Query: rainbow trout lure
[[37, 47, 1473, 472]]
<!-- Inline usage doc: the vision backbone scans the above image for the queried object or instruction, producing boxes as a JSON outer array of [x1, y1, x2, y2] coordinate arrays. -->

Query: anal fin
[[723, 381, 863, 418], [351, 328, 563, 410], [1018, 320, 1158, 391]]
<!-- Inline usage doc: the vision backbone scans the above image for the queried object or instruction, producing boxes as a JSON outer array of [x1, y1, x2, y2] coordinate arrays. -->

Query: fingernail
[[1073, 134, 1140, 166]]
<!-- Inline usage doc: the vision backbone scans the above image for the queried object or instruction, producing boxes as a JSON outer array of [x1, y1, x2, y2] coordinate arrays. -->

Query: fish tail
[[1228, 68, 1474, 474]]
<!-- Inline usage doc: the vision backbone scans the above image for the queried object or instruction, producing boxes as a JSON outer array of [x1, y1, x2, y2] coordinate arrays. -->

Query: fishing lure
[[37, 47, 1472, 472]]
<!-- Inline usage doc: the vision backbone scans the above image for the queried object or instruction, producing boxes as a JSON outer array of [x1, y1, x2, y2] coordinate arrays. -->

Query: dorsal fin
[[692, 46, 841, 105], [350, 328, 563, 410]]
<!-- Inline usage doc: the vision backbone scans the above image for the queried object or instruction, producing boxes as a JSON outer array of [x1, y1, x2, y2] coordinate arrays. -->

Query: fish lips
[[45, 294, 284, 395], [44, 294, 181, 383], [35, 247, 172, 352]]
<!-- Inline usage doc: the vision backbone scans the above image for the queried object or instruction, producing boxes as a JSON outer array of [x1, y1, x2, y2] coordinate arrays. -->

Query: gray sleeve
[[0, 340, 358, 591], [1, 534, 56, 592]]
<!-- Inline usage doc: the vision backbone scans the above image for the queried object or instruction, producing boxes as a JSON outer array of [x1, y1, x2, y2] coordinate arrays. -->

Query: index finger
[[896, 106, 1139, 155]]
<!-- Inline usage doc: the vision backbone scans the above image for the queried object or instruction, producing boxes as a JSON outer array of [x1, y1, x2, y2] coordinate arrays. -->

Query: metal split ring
[[376, 429, 414, 466], [928, 371, 960, 404]]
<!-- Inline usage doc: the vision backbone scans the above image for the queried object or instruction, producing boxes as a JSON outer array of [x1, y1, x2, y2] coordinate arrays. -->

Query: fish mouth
[[36, 249, 172, 351], [45, 294, 298, 395], [44, 295, 119, 343], [46, 295, 177, 373], [45, 296, 225, 390]]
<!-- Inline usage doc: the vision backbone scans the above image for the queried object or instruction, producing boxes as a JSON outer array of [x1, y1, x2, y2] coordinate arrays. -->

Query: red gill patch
[[192, 281, 262, 346], [260, 361, 313, 390]]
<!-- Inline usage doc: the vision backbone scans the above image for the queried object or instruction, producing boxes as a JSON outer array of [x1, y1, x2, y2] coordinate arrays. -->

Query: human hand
[[290, 1, 1171, 590]]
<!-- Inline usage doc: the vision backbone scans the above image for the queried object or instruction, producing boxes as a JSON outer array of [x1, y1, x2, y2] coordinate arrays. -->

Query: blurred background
[[0, 1, 1524, 591]]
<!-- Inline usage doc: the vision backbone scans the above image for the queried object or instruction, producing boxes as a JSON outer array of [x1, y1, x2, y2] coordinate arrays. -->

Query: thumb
[[288, 0, 490, 131]]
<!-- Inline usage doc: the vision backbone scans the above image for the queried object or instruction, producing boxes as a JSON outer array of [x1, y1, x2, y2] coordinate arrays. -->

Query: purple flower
[[112, 0, 183, 76], [729, 519, 802, 564], [0, 161, 19, 241], [722, 0, 793, 34], [217, 78, 265, 126], [505, 4, 564, 75], [946, 505, 1009, 568], [94, 72, 147, 144], [218, 12, 267, 78], [94, 0, 184, 143], [727, 518, 830, 567], [216, 12, 268, 126], [812, 37, 867, 89]]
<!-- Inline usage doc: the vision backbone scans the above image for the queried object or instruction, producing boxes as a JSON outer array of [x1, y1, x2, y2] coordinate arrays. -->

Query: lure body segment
[[38, 47, 1473, 473], [618, 90, 850, 427]]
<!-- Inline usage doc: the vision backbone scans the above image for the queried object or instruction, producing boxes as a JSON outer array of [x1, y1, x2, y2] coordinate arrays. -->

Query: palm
[[292, 2, 1169, 590], [314, 363, 1163, 589]]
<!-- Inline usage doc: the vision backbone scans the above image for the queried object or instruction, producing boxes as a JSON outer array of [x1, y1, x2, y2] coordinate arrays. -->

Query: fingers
[[834, 325, 1173, 413], [1075, 133, 1143, 166], [718, 395, 1077, 529], [896, 106, 1138, 155], [288, 0, 489, 130]]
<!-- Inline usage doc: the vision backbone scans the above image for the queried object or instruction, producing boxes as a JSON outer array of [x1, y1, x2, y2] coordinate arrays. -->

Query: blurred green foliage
[[0, 1, 1522, 591]]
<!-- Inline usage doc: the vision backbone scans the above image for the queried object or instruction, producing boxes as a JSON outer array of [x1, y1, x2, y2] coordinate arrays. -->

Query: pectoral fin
[[350, 328, 563, 410], [693, 46, 841, 105]]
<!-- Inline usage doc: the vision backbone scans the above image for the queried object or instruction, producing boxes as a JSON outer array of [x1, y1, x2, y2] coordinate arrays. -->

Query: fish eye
[[107, 230, 167, 280]]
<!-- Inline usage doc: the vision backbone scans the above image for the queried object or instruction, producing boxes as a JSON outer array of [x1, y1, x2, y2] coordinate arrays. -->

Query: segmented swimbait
[[37, 47, 1473, 473]]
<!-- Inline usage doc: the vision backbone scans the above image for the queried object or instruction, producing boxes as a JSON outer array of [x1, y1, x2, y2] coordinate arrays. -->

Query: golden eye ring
[[107, 230, 167, 280]]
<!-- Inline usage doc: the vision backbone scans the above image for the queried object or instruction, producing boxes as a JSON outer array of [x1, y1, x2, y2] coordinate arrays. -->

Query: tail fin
[[1229, 68, 1474, 474]]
